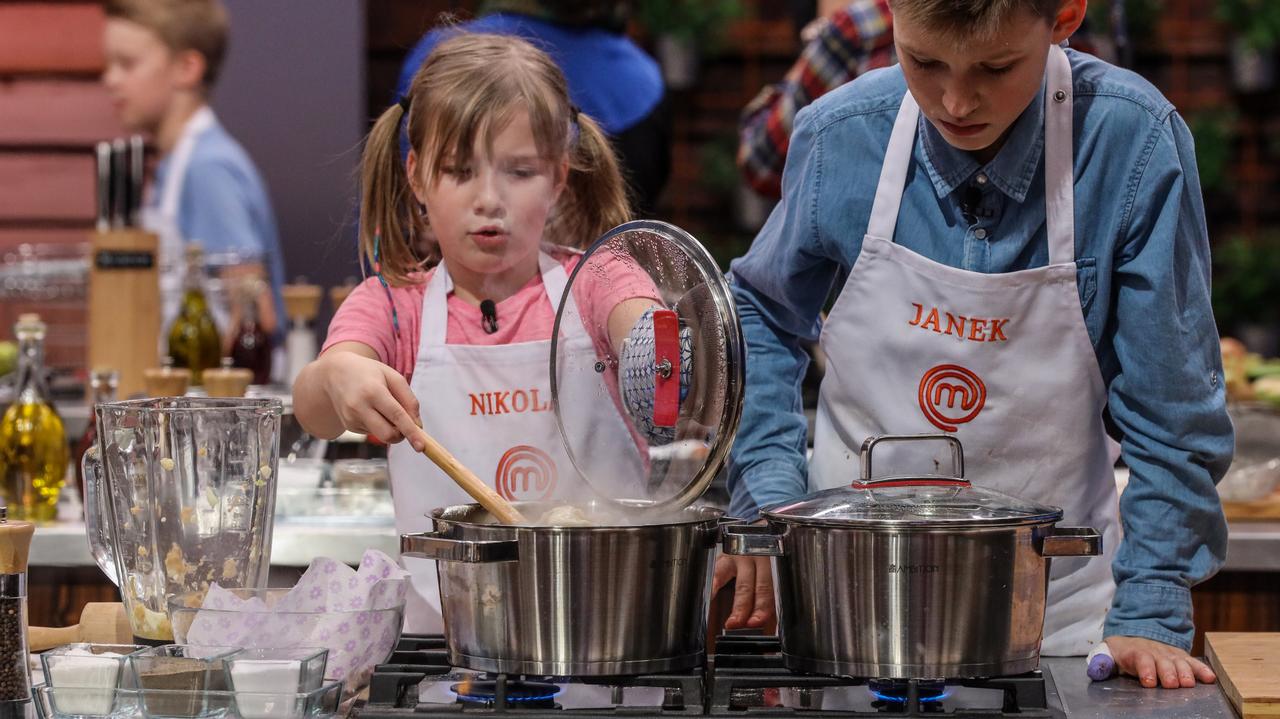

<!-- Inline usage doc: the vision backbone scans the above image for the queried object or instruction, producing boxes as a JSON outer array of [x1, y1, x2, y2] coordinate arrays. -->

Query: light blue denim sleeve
[[179, 159, 268, 260], [1100, 111, 1233, 651], [726, 108, 845, 519]]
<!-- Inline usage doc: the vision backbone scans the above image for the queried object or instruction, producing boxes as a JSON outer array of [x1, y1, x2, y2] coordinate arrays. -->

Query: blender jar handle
[[81, 446, 119, 586]]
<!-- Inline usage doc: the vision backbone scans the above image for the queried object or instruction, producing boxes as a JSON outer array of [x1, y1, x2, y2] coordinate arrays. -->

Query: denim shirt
[[727, 48, 1233, 651]]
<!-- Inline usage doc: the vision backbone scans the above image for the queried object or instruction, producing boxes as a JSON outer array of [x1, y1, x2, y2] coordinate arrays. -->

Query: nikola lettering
[[909, 303, 1010, 342], [469, 388, 551, 416]]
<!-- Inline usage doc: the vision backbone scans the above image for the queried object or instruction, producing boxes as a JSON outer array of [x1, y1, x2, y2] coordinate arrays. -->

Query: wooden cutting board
[[1205, 633, 1280, 718]]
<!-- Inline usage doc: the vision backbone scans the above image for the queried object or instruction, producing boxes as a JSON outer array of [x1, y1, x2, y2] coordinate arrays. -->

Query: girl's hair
[[359, 32, 631, 286]]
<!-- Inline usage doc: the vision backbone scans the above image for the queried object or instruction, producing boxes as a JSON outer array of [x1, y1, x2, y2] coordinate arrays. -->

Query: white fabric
[[387, 252, 643, 633], [142, 106, 217, 335], [809, 45, 1120, 656]]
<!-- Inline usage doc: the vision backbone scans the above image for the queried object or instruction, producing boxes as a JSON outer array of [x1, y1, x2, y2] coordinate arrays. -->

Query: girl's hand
[[713, 554, 776, 630], [308, 347, 424, 449], [1105, 635, 1216, 689]]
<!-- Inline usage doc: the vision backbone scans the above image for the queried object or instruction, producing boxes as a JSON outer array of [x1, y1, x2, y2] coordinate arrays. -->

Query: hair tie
[[398, 95, 411, 114], [570, 104, 581, 123]]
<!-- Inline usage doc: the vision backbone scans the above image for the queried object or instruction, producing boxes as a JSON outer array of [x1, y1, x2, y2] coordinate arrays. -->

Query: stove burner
[[452, 678, 560, 708], [867, 678, 950, 705]]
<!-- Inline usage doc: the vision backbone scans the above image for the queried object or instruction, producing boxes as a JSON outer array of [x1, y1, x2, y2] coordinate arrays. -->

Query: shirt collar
[[917, 78, 1047, 204]]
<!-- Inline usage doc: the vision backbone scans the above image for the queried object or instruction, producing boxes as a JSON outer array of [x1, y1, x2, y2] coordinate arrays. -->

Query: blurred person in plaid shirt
[[738, 0, 1101, 199]]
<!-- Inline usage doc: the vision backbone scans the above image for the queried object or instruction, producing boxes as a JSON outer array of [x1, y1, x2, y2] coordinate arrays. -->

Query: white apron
[[809, 45, 1120, 656], [143, 106, 218, 335], [388, 252, 645, 633]]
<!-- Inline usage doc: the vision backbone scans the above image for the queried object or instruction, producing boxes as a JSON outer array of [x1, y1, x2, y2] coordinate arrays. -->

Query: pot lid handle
[[854, 434, 968, 489]]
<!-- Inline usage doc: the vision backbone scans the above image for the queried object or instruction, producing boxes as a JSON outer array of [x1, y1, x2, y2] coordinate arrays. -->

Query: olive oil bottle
[[0, 314, 67, 521], [166, 243, 220, 385]]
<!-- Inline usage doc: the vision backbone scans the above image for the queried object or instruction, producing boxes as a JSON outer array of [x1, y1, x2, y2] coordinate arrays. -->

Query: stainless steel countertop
[[1044, 657, 1235, 717], [29, 521, 398, 568]]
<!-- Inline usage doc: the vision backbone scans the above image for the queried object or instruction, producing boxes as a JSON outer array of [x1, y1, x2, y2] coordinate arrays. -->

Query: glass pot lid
[[762, 435, 1065, 528], [548, 220, 745, 512]]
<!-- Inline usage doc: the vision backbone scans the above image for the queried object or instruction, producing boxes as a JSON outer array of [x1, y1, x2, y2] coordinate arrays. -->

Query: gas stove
[[353, 635, 1062, 718]]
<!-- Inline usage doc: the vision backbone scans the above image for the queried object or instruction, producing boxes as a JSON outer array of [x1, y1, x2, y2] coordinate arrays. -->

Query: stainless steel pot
[[402, 501, 725, 676], [723, 434, 1102, 679]]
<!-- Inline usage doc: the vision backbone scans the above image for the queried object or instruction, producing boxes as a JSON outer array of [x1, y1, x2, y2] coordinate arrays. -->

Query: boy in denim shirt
[[719, 0, 1231, 690]]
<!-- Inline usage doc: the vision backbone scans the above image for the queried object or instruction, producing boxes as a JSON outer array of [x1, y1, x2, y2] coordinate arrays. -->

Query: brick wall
[[0, 2, 125, 372]]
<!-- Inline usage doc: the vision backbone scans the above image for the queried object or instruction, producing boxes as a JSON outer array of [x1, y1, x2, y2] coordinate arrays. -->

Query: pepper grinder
[[0, 505, 35, 719]]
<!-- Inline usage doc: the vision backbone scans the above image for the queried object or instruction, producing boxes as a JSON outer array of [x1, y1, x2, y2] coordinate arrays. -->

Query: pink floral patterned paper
[[183, 550, 408, 692]]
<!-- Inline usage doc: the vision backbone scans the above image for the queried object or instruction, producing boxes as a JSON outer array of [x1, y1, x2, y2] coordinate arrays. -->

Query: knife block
[[87, 229, 161, 398]]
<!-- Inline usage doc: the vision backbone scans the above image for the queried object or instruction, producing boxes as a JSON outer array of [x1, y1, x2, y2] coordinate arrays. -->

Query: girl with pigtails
[[294, 33, 673, 631]]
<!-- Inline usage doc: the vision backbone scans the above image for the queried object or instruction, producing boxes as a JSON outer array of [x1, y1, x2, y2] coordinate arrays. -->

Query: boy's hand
[[713, 554, 776, 630], [1105, 635, 1216, 689], [316, 351, 424, 449]]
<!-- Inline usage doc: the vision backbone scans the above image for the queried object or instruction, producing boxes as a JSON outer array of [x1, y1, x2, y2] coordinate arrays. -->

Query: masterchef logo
[[918, 364, 987, 432], [494, 445, 557, 501]]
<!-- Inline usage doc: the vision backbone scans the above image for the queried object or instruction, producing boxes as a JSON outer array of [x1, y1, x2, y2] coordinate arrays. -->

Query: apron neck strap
[[159, 106, 217, 217], [866, 44, 1076, 265], [419, 249, 579, 350]]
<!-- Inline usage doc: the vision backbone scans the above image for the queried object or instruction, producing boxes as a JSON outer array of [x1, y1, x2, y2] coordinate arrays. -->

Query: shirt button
[[974, 228, 988, 240], [976, 173, 989, 185]]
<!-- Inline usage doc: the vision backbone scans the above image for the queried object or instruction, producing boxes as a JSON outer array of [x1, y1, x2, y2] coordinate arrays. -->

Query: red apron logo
[[494, 445, 558, 501], [918, 364, 987, 432]]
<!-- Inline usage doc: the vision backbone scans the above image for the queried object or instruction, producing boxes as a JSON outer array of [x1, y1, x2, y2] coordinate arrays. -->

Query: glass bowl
[[166, 588, 404, 698]]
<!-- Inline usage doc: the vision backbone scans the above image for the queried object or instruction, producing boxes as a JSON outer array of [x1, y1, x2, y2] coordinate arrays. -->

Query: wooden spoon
[[413, 428, 527, 525]]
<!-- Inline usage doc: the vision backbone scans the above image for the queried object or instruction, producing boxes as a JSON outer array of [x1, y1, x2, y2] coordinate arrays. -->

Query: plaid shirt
[[738, 0, 895, 199]]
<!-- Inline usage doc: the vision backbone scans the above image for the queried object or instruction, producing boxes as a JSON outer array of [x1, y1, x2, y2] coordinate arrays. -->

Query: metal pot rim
[[429, 501, 726, 530], [758, 506, 1064, 530]]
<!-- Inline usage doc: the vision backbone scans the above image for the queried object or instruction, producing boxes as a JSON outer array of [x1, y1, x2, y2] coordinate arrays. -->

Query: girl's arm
[[292, 341, 425, 450]]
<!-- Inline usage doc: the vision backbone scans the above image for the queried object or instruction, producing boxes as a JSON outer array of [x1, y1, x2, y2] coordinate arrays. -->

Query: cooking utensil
[[95, 142, 112, 234], [28, 603, 132, 652], [549, 220, 744, 512], [723, 434, 1103, 679], [401, 501, 724, 675], [128, 135, 145, 228], [412, 429, 526, 525], [1205, 632, 1280, 719], [81, 397, 282, 642]]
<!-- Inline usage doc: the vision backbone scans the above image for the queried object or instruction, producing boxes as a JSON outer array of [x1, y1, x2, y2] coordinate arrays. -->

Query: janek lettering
[[909, 303, 1009, 342]]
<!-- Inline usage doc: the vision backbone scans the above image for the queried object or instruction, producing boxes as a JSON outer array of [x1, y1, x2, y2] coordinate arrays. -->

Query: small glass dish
[[32, 682, 344, 719], [226, 647, 328, 719], [40, 644, 147, 693], [130, 645, 241, 716]]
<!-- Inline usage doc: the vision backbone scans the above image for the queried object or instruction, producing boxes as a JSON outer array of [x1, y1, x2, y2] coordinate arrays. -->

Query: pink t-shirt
[[323, 249, 660, 382]]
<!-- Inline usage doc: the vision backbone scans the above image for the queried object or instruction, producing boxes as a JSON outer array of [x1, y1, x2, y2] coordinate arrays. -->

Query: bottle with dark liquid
[[74, 368, 118, 515], [229, 278, 272, 385], [0, 314, 67, 521], [166, 243, 220, 385]]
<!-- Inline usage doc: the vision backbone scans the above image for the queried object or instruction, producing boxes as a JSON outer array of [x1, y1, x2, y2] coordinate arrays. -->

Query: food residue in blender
[[180, 506, 196, 524], [165, 543, 192, 581], [160, 458, 175, 471], [131, 603, 173, 641], [221, 558, 239, 580]]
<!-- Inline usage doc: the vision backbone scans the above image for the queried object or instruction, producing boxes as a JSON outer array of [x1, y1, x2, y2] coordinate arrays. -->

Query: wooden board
[[1204, 633, 1280, 719], [1223, 491, 1280, 521]]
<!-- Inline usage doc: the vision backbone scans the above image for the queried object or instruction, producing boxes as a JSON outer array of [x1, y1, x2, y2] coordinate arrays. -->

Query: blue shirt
[[728, 48, 1233, 651], [154, 114, 287, 333], [396, 13, 664, 135]]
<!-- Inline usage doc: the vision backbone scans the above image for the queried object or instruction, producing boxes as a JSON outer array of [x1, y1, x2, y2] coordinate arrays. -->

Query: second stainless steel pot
[[402, 501, 724, 676], [724, 434, 1103, 679]]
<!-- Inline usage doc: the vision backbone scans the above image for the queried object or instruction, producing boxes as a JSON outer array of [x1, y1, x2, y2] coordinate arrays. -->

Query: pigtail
[[358, 102, 422, 286], [552, 112, 632, 247]]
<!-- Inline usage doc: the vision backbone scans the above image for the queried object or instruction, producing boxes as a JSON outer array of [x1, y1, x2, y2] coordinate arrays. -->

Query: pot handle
[[1040, 527, 1103, 557], [400, 532, 520, 563], [721, 523, 785, 557], [855, 434, 968, 488]]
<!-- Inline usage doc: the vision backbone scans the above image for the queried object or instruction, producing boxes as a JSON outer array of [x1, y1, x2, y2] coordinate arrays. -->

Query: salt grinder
[[0, 505, 34, 719]]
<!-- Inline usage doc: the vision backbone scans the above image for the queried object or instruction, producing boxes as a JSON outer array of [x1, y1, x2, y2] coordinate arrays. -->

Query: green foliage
[[1213, 234, 1280, 331], [1217, 0, 1280, 51], [634, 0, 746, 46], [1188, 109, 1238, 195]]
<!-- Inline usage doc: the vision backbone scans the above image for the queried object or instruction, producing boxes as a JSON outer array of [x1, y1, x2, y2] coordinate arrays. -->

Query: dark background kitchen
[[0, 0, 1278, 657]]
